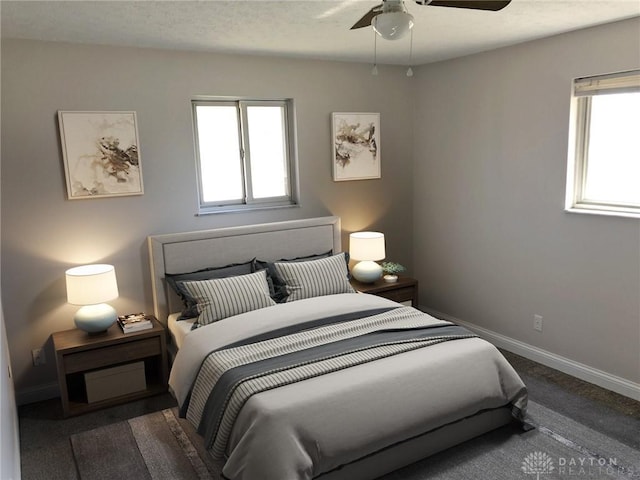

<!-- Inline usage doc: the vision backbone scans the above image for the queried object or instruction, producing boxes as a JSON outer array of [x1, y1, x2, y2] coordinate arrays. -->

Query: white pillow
[[181, 270, 275, 326], [273, 252, 355, 302]]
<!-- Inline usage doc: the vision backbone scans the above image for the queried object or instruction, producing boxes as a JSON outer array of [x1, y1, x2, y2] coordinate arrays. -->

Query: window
[[566, 70, 640, 218], [192, 99, 298, 213]]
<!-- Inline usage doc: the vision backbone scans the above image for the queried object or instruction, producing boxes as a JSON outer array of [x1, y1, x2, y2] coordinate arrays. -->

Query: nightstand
[[350, 275, 419, 307], [52, 316, 168, 417]]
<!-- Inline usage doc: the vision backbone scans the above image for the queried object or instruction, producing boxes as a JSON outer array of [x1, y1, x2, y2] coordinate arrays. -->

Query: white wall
[[1, 306, 21, 480], [1, 39, 414, 402], [413, 18, 640, 389]]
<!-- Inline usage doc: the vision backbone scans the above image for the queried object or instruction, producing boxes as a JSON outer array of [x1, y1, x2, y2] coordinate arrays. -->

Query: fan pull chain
[[372, 29, 379, 76], [406, 29, 414, 77]]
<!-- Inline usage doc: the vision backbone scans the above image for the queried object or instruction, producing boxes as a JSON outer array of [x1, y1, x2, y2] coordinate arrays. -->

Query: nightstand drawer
[[377, 286, 415, 304], [63, 337, 161, 374], [350, 276, 418, 307]]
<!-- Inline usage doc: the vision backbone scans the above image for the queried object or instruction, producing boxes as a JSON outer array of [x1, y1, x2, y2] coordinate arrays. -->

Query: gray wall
[[412, 18, 640, 384], [1, 39, 414, 400]]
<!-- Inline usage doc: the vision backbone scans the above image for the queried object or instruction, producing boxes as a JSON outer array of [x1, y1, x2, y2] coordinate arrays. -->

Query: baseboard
[[16, 381, 59, 406], [423, 307, 640, 402]]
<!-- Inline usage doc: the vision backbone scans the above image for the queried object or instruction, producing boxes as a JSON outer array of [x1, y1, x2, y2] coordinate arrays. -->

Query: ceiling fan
[[352, 0, 511, 40]]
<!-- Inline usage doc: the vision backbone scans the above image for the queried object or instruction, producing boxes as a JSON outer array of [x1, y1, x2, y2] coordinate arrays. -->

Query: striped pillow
[[180, 270, 276, 326], [166, 259, 255, 320], [273, 252, 355, 302]]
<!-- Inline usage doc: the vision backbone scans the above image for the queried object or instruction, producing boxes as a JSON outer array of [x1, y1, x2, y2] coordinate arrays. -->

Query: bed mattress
[[167, 312, 195, 351]]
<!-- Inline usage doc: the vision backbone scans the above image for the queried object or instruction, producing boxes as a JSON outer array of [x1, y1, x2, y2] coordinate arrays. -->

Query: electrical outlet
[[533, 314, 543, 332], [32, 348, 46, 366]]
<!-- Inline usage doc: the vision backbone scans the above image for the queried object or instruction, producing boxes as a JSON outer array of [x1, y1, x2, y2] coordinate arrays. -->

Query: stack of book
[[117, 313, 153, 333]]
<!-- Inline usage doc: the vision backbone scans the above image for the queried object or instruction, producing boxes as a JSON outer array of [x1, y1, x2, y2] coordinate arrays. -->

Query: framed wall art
[[58, 111, 143, 199], [332, 112, 380, 181]]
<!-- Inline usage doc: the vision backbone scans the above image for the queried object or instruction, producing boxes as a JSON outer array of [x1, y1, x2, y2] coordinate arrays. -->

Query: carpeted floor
[[18, 351, 640, 480], [69, 400, 640, 480]]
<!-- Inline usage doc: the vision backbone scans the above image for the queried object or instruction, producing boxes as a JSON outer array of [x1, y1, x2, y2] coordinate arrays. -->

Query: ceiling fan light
[[372, 11, 414, 40]]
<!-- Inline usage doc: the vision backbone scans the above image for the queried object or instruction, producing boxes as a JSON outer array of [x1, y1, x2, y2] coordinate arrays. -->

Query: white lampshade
[[373, 11, 414, 40], [66, 264, 118, 305], [350, 232, 385, 261], [350, 232, 385, 283], [65, 264, 119, 334]]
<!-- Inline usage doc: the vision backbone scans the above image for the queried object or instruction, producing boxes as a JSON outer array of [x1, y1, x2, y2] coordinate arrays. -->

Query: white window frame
[[565, 69, 640, 218], [192, 98, 299, 214]]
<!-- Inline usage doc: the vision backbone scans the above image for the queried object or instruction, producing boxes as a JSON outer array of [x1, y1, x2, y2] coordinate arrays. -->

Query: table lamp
[[65, 264, 119, 334], [349, 231, 385, 283]]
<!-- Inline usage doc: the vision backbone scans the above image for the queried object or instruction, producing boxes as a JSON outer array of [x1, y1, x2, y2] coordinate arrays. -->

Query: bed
[[148, 216, 527, 480]]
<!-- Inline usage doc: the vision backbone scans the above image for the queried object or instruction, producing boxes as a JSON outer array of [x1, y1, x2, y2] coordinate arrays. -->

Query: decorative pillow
[[166, 260, 254, 319], [255, 251, 352, 302], [273, 252, 355, 303], [180, 270, 275, 327]]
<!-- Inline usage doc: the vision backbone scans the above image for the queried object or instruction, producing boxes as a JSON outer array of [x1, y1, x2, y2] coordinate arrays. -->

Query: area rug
[[70, 401, 640, 480]]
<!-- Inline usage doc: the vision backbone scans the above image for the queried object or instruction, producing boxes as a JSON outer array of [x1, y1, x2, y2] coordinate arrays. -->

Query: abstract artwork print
[[58, 111, 143, 199], [332, 112, 381, 181]]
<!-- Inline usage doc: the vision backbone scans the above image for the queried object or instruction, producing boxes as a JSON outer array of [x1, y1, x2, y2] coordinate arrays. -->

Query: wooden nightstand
[[52, 316, 168, 417], [350, 275, 419, 307]]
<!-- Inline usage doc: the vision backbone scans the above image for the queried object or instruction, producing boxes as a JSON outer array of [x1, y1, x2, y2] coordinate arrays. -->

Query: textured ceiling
[[1, 0, 639, 66]]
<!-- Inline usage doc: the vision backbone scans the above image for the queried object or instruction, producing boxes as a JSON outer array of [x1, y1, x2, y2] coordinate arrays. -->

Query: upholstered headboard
[[147, 216, 341, 325]]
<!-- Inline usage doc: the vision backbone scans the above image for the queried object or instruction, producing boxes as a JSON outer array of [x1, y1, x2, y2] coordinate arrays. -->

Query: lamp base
[[352, 260, 383, 283], [74, 304, 117, 334]]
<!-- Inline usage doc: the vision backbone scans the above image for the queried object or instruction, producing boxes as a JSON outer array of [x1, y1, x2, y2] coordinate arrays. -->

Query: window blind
[[574, 69, 640, 96]]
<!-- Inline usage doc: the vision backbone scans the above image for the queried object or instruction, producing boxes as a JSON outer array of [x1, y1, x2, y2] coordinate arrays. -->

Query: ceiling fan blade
[[351, 4, 384, 30], [418, 0, 511, 11]]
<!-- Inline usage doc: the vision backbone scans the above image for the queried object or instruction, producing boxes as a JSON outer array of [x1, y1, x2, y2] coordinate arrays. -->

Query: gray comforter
[[169, 293, 527, 480]]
